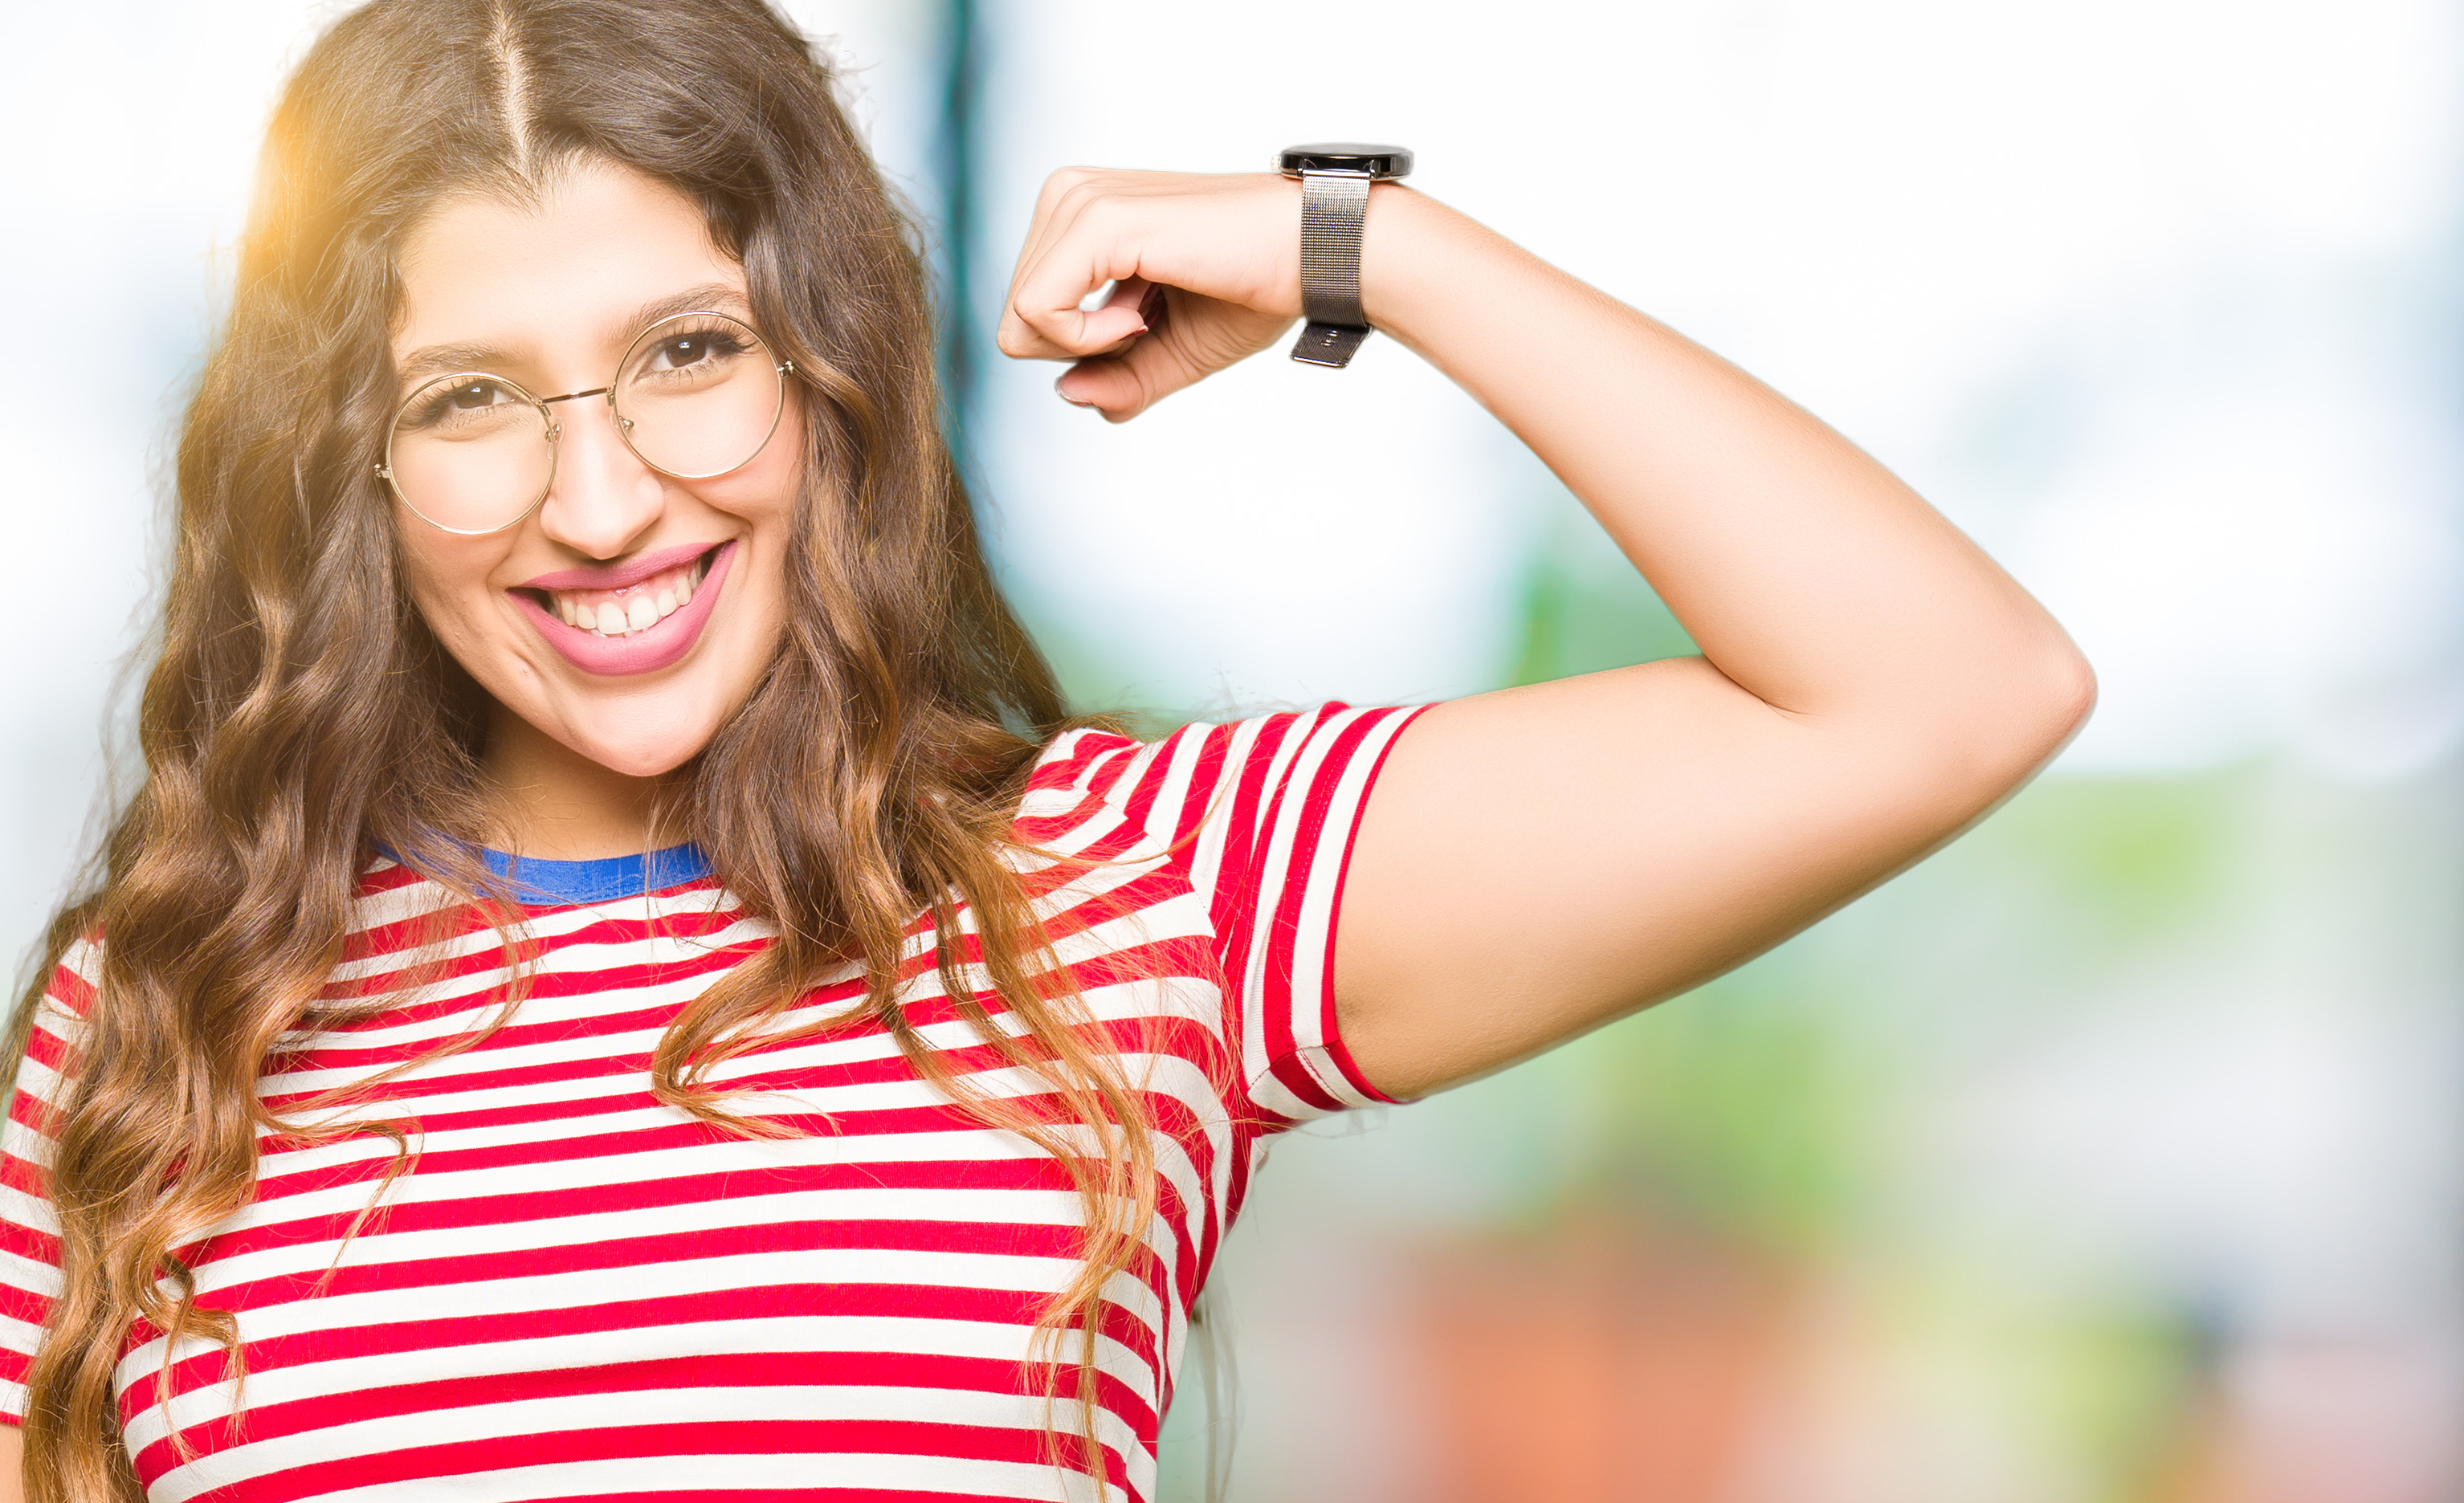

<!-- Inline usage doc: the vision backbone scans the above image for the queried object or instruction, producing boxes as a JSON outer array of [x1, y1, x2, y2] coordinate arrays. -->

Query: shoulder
[[6, 934, 103, 1122], [18, 933, 103, 1042], [1013, 703, 1426, 860]]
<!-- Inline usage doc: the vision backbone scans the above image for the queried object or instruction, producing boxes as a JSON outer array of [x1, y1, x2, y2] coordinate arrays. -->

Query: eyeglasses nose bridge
[[537, 383, 620, 447]]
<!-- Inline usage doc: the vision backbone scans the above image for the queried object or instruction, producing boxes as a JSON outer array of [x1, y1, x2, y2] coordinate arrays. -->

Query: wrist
[[1279, 144, 1412, 367], [1356, 185, 1476, 349]]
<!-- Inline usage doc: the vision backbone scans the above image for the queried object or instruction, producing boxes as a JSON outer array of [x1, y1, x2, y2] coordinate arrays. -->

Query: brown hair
[[10, 2, 1162, 1497]]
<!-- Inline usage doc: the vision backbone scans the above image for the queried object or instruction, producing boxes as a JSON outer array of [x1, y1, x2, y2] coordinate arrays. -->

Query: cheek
[[715, 389, 807, 526], [688, 393, 806, 590], [392, 529, 499, 648]]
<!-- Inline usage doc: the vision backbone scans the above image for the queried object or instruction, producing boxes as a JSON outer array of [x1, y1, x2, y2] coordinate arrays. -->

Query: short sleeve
[[1025, 703, 1430, 1127], [0, 943, 87, 1424]]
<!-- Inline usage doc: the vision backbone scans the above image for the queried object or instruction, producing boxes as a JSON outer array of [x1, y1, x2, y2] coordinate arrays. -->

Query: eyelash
[[396, 313, 761, 412], [402, 379, 520, 430]]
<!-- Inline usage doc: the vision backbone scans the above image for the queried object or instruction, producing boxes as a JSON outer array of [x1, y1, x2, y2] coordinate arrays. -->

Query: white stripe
[[167, 1447, 1123, 1503], [0, 1310, 43, 1362], [1284, 707, 1408, 1110], [209, 1150, 1087, 1245], [123, 1249, 1162, 1409], [0, 1247, 59, 1301], [131, 1306, 1155, 1455], [141, 1333, 1151, 1502], [179, 1183, 1077, 1302], [323, 896, 755, 985], [0, 1182, 59, 1236]]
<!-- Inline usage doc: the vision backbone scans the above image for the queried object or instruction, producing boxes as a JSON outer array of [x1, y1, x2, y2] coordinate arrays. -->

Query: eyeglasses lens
[[387, 376, 553, 535], [615, 314, 783, 479]]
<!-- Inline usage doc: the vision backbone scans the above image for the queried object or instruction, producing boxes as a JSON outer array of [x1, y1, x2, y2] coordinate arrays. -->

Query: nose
[[536, 394, 666, 559]]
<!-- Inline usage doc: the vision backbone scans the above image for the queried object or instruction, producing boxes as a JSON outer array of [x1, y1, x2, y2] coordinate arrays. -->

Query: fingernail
[[1055, 378, 1094, 407]]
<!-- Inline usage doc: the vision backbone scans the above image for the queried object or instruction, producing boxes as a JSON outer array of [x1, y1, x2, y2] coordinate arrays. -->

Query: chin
[[565, 720, 721, 780]]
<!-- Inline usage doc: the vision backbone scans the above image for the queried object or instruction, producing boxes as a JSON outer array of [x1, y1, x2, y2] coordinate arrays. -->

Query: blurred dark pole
[[931, 0, 981, 473]]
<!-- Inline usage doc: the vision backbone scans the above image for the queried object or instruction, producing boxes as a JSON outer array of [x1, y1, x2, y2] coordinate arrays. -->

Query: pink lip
[[521, 540, 718, 593], [512, 540, 736, 677]]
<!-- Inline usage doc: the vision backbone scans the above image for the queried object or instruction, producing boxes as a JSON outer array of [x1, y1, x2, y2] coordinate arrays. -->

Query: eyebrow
[[393, 282, 756, 389]]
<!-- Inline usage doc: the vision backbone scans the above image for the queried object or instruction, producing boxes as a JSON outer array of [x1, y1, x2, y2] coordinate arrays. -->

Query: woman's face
[[390, 159, 800, 780]]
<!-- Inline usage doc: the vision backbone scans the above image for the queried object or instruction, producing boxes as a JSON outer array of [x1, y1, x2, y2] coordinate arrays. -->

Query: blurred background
[[5, 1, 2460, 1499]]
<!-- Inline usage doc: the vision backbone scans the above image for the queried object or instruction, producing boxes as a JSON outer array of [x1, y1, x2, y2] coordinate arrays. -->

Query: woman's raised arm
[[999, 173, 2095, 1099]]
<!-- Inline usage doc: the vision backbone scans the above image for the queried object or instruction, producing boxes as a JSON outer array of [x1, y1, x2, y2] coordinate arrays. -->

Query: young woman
[[0, 0, 2092, 1499]]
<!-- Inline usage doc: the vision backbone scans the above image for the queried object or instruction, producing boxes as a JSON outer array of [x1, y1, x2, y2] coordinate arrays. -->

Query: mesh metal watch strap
[[1290, 169, 1374, 369]]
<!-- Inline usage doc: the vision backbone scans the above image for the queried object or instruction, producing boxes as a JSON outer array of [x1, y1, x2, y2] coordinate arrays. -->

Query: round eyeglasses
[[377, 311, 794, 536]]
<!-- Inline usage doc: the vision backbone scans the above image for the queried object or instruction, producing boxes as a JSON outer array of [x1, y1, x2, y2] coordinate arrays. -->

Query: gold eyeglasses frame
[[374, 309, 796, 537]]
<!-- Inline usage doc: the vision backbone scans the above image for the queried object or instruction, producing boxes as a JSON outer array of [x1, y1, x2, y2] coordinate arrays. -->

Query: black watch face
[[1277, 143, 1414, 179]]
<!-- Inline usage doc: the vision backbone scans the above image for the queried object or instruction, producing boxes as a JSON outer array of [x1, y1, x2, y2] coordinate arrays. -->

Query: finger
[[1002, 247, 1145, 359], [998, 170, 1123, 359], [1005, 301, 1148, 362], [1107, 276, 1170, 331], [1053, 354, 1154, 422], [1052, 310, 1214, 422], [997, 231, 1141, 360], [1018, 167, 1100, 271], [1072, 277, 1169, 358], [1002, 195, 1173, 360], [1002, 166, 1099, 308]]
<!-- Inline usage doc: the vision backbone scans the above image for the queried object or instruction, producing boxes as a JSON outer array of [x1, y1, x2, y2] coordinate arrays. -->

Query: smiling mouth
[[520, 547, 716, 637]]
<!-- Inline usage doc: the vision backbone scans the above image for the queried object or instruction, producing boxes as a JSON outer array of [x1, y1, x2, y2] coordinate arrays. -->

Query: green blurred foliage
[[1507, 487, 1697, 685], [1552, 952, 1876, 1255], [1963, 772, 2241, 955]]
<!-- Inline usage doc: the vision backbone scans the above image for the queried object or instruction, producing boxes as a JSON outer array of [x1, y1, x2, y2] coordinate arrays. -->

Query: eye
[[398, 376, 533, 440], [402, 377, 521, 428], [652, 336, 707, 370], [646, 328, 749, 373]]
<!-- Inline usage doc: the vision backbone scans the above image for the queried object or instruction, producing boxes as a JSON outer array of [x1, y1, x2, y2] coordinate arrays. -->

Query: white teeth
[[549, 552, 712, 637]]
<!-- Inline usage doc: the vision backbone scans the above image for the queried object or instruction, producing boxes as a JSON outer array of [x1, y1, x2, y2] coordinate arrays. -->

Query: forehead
[[393, 160, 745, 362]]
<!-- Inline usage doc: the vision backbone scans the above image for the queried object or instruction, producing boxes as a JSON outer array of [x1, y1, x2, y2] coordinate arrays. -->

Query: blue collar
[[481, 842, 713, 907]]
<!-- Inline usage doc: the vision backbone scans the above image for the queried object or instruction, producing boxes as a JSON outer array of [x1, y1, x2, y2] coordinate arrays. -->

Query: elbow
[[1876, 626, 2096, 817], [1963, 629, 2097, 795], [2028, 632, 2099, 762]]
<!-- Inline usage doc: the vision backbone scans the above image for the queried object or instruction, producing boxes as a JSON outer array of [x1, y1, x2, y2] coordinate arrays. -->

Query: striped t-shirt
[[0, 704, 1422, 1503]]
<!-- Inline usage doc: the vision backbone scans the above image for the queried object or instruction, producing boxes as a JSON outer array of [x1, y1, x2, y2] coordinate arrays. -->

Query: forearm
[[1361, 187, 2090, 754]]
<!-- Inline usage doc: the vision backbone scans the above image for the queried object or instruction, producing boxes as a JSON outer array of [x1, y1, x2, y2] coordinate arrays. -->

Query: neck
[[482, 705, 682, 860]]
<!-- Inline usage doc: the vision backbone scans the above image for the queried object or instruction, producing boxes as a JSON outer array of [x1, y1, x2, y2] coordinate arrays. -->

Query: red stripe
[[1310, 706, 1428, 1107], [191, 1419, 1125, 1503]]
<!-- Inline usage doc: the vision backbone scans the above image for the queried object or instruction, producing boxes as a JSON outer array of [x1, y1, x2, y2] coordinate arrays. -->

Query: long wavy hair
[[9, 2, 1164, 1497]]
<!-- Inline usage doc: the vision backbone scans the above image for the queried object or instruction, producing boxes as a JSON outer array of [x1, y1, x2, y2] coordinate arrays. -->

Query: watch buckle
[[1290, 323, 1373, 369]]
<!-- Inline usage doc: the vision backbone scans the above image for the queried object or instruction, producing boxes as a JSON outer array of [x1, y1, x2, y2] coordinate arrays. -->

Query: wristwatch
[[1277, 143, 1414, 369]]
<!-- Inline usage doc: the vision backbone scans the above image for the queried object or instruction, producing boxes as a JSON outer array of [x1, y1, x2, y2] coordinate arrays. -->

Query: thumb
[[1053, 347, 1178, 423]]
